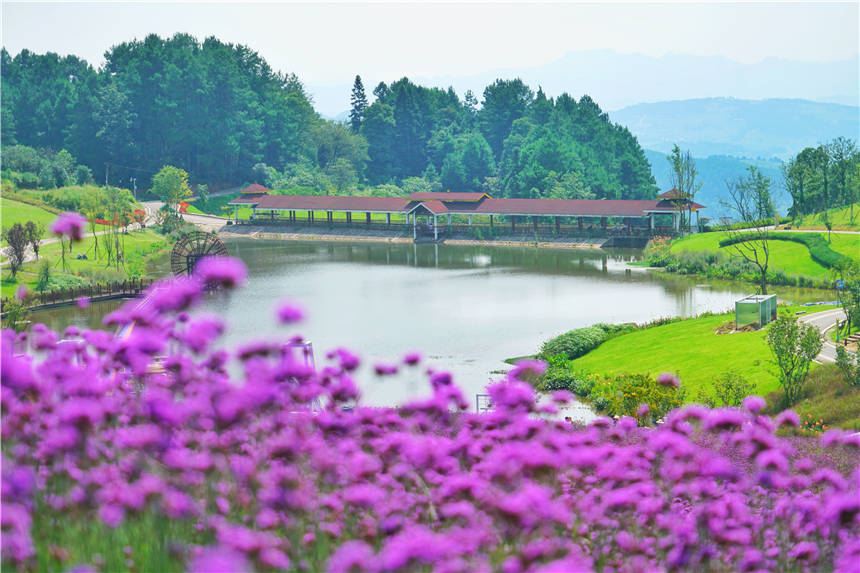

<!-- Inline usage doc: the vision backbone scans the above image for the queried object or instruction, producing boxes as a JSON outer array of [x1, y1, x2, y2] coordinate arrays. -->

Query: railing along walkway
[[1, 278, 154, 311]]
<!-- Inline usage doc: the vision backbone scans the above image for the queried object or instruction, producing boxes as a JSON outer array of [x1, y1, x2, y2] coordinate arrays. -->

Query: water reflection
[[30, 239, 829, 409]]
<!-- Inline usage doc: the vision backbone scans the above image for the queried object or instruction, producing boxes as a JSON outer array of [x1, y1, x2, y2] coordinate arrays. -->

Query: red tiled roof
[[227, 194, 704, 217], [228, 193, 267, 205], [253, 195, 409, 212], [473, 198, 678, 217], [408, 192, 488, 202], [657, 188, 684, 200], [406, 200, 449, 214], [655, 199, 706, 211], [242, 183, 270, 194]]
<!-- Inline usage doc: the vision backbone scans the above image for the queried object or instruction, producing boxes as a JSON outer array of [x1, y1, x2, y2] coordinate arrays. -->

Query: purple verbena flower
[[275, 301, 305, 324], [193, 256, 247, 290], [50, 212, 86, 241]]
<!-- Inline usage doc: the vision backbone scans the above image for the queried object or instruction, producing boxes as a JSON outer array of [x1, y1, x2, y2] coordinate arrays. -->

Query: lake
[[31, 239, 763, 409]]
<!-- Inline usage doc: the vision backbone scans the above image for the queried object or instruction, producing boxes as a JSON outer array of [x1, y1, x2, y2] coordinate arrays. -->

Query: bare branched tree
[[667, 144, 702, 232], [722, 166, 775, 294]]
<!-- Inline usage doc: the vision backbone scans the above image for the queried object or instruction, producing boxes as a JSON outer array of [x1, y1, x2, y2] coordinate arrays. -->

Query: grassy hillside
[[570, 311, 777, 398], [788, 203, 860, 231], [1, 229, 169, 298], [670, 231, 860, 280], [1, 197, 58, 229]]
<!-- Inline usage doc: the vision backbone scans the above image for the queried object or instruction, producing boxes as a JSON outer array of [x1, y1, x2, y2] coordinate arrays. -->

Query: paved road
[[798, 307, 847, 363], [757, 225, 860, 235], [140, 201, 227, 233]]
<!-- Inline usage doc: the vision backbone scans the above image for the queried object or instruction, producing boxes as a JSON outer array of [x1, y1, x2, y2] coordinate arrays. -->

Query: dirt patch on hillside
[[715, 322, 758, 335]]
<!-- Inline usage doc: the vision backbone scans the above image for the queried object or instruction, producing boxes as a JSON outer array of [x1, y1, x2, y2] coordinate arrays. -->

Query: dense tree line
[[2, 34, 316, 186], [360, 78, 657, 199], [782, 137, 860, 220], [1, 145, 93, 189], [2, 34, 657, 200]]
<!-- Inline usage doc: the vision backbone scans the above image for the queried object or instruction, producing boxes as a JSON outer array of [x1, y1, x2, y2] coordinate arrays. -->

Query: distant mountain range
[[645, 150, 788, 219], [309, 50, 859, 118], [611, 98, 859, 160]]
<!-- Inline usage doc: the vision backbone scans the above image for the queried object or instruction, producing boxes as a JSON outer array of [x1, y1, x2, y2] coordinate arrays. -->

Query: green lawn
[[1, 229, 170, 298], [1, 197, 58, 229], [790, 203, 860, 231], [671, 231, 860, 280], [570, 308, 833, 398]]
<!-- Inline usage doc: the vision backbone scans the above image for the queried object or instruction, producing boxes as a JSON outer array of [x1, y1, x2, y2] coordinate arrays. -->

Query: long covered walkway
[[229, 188, 704, 241]]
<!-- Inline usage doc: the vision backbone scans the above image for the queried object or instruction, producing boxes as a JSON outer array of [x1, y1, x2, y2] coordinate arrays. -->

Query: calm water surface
[[33, 239, 759, 407]]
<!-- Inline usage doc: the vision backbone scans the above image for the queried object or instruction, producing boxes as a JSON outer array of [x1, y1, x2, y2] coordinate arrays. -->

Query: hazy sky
[[3, 2, 858, 115], [3, 2, 858, 84]]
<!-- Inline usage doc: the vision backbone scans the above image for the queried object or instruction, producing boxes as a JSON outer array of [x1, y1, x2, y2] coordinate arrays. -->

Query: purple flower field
[[2, 256, 859, 572]]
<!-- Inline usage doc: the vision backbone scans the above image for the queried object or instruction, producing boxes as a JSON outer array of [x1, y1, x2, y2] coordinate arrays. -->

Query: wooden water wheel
[[170, 231, 229, 276]]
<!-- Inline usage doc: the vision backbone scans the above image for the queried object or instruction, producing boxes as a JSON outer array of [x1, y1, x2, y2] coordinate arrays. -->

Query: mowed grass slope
[[1, 229, 169, 298], [1, 197, 58, 230], [671, 232, 860, 279], [791, 203, 860, 231], [572, 312, 777, 397]]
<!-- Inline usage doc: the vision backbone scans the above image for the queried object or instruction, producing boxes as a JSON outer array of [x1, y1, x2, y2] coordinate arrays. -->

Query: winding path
[[798, 307, 847, 364]]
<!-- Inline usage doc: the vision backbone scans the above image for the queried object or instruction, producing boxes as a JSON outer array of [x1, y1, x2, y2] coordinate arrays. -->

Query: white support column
[[674, 212, 680, 232], [468, 215, 472, 226], [650, 214, 654, 230], [434, 215, 438, 241], [448, 214, 451, 227], [413, 214, 417, 240]]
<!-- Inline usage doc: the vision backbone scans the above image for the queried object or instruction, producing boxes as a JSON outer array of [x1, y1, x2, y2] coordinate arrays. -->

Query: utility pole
[[131, 177, 137, 200], [104, 163, 110, 187]]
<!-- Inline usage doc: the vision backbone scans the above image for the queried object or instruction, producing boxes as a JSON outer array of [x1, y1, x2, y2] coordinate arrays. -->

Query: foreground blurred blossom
[[373, 362, 399, 376], [402, 351, 422, 366], [189, 547, 251, 573], [193, 256, 247, 289], [275, 301, 305, 324], [1, 272, 858, 572], [656, 372, 680, 388], [49, 212, 86, 241], [743, 395, 767, 413]]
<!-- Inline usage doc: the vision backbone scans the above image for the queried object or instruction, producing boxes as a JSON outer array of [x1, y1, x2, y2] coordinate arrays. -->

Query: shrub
[[708, 370, 755, 407], [35, 259, 52, 292], [592, 322, 638, 339], [710, 217, 775, 231], [767, 315, 824, 407], [836, 346, 860, 387], [644, 236, 673, 267], [592, 372, 686, 422], [540, 326, 607, 359], [536, 356, 597, 396]]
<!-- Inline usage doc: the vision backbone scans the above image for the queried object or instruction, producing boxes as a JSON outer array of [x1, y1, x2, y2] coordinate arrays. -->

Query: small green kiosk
[[735, 294, 778, 330]]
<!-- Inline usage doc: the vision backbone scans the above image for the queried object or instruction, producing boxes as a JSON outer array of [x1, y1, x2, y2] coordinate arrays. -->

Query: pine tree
[[349, 75, 368, 132]]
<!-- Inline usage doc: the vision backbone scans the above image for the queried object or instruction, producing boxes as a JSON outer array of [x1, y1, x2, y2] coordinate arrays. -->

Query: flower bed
[[2, 258, 859, 572]]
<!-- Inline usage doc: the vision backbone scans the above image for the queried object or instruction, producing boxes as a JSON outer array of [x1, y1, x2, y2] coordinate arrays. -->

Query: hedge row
[[719, 232, 849, 269], [540, 318, 690, 362], [540, 326, 607, 360], [2, 190, 62, 215], [708, 218, 777, 232]]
